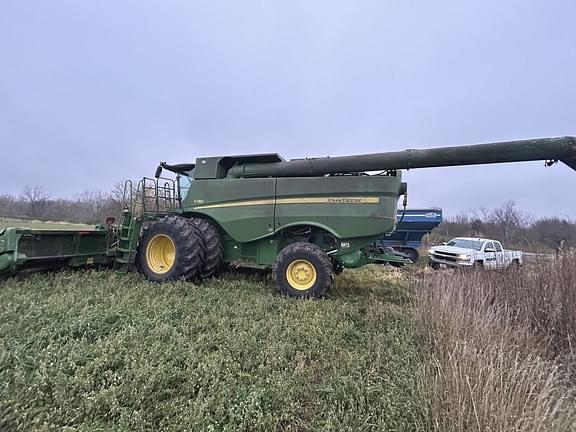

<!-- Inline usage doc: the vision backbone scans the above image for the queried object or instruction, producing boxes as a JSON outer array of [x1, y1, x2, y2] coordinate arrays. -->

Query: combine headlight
[[458, 254, 471, 260]]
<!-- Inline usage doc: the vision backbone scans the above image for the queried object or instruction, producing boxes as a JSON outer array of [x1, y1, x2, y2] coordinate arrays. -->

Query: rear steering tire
[[273, 242, 334, 298]]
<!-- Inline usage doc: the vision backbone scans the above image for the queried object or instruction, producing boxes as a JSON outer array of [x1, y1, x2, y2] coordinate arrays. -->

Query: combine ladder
[[114, 210, 141, 272], [113, 178, 180, 273], [114, 181, 142, 272]]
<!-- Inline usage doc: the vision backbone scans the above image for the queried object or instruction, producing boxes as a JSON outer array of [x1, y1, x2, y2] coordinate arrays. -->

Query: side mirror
[[155, 165, 163, 179], [485, 247, 496, 253]]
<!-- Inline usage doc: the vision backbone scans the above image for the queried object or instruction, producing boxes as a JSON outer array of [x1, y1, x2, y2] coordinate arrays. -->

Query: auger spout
[[228, 136, 576, 178]]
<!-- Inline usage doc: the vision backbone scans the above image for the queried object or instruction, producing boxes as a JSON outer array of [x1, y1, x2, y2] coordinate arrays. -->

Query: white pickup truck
[[428, 237, 523, 269]]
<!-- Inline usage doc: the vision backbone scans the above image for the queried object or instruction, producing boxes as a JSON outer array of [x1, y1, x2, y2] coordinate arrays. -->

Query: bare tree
[[533, 218, 575, 255], [21, 185, 51, 219], [0, 194, 21, 218], [110, 182, 126, 204], [487, 201, 531, 244], [79, 190, 109, 223], [430, 202, 575, 252]]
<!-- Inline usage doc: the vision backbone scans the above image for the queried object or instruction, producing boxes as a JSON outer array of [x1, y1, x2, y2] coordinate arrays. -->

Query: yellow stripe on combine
[[193, 196, 379, 210], [193, 199, 275, 210], [277, 197, 379, 205]]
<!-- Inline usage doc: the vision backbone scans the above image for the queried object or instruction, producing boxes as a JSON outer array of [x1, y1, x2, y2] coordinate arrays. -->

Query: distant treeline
[[0, 185, 124, 225], [1, 187, 574, 252], [427, 201, 576, 253]]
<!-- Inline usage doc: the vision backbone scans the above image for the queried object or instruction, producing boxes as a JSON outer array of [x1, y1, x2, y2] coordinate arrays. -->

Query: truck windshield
[[446, 239, 484, 251]]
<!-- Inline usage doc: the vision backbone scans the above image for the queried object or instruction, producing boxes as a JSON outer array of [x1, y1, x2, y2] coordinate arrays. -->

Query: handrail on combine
[[113, 176, 182, 271], [123, 177, 181, 217], [122, 180, 134, 213]]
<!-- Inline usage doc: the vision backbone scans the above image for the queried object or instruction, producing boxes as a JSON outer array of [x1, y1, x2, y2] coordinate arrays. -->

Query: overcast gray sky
[[1, 0, 574, 217]]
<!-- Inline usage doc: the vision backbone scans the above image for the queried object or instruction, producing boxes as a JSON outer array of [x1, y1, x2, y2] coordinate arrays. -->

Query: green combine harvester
[[1, 136, 575, 297]]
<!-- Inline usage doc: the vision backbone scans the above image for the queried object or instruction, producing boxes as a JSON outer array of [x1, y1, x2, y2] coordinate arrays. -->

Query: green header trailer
[[0, 226, 112, 276], [1, 136, 575, 297]]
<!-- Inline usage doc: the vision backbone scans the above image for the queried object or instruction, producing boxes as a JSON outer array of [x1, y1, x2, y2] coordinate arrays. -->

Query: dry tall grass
[[412, 252, 576, 432]]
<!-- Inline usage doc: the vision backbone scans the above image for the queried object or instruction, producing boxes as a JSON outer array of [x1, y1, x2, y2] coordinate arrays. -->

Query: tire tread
[[191, 218, 224, 279], [137, 215, 206, 281]]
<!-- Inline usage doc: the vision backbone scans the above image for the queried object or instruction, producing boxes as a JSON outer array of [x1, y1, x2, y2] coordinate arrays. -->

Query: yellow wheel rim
[[286, 259, 317, 291], [146, 234, 176, 274]]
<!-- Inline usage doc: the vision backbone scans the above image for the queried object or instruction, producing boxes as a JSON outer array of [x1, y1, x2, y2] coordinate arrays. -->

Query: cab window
[[178, 174, 193, 200], [494, 242, 502, 252], [484, 242, 494, 251]]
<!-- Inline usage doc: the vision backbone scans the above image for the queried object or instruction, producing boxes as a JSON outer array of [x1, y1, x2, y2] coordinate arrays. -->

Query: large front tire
[[137, 216, 206, 282], [273, 242, 334, 298], [192, 218, 223, 279]]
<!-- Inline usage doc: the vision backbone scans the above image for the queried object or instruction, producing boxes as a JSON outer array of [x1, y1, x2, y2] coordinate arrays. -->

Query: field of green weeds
[[0, 266, 426, 431]]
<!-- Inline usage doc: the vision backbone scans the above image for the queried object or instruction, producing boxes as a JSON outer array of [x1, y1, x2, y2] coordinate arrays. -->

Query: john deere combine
[[1, 136, 575, 297]]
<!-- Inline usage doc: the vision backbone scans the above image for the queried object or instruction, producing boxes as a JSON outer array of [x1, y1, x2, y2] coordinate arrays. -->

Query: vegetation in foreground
[[3, 257, 576, 432], [412, 253, 576, 432], [0, 266, 425, 431]]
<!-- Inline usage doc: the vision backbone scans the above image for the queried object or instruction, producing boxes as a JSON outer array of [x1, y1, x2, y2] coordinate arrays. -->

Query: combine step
[[0, 226, 113, 277]]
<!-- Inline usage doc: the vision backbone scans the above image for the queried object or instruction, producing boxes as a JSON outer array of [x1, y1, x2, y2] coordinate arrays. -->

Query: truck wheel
[[429, 261, 440, 270], [273, 242, 334, 298], [473, 261, 484, 270], [192, 218, 223, 279], [137, 216, 206, 282]]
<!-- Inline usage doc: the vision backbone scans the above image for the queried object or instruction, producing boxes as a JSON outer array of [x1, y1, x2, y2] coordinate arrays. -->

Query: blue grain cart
[[375, 208, 443, 263]]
